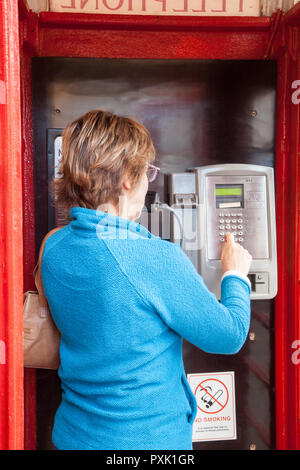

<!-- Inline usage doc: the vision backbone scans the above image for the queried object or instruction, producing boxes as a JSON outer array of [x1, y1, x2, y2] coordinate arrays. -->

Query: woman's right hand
[[221, 233, 252, 275]]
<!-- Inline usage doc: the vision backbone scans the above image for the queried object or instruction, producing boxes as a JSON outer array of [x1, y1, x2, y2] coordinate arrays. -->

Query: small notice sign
[[187, 371, 236, 442], [54, 136, 63, 179], [49, 0, 261, 17]]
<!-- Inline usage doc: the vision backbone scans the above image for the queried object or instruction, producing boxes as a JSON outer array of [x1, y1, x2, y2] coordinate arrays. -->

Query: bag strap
[[34, 227, 65, 308]]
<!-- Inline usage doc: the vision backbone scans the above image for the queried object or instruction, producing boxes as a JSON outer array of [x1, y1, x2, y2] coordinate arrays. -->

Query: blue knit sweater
[[41, 206, 251, 450]]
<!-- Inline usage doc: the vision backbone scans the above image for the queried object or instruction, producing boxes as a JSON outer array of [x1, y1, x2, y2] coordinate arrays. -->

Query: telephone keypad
[[217, 212, 245, 244]]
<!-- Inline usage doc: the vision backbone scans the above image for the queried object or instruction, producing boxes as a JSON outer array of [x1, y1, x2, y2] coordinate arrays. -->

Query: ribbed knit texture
[[41, 206, 251, 450]]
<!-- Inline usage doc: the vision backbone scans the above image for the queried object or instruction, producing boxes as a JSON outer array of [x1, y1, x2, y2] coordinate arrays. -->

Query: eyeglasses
[[146, 163, 160, 183]]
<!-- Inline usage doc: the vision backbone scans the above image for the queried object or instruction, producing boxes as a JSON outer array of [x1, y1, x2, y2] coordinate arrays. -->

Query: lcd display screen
[[215, 184, 244, 209], [215, 187, 243, 196]]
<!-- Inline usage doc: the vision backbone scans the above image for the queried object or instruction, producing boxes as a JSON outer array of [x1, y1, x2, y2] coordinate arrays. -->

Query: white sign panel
[[54, 136, 63, 179], [49, 0, 261, 16], [187, 371, 237, 442]]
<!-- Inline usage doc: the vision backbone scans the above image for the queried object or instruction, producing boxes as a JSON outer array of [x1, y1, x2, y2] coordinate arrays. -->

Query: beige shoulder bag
[[23, 227, 63, 369]]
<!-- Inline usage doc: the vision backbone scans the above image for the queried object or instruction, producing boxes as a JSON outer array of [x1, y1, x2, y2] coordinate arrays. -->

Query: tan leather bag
[[23, 227, 63, 369]]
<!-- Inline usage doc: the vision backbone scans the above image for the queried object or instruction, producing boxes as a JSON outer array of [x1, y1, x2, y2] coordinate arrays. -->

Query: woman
[[41, 110, 252, 450]]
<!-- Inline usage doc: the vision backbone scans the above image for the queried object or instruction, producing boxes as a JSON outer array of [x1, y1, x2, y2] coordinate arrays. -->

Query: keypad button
[[225, 219, 230, 224], [219, 219, 224, 224], [238, 231, 243, 235], [231, 225, 237, 229], [238, 219, 243, 223], [219, 237, 225, 242], [238, 237, 244, 242], [219, 231, 225, 236], [219, 213, 224, 217], [238, 225, 243, 229], [225, 213, 230, 217], [231, 219, 237, 223], [225, 225, 230, 229], [237, 213, 243, 217], [219, 225, 225, 230]]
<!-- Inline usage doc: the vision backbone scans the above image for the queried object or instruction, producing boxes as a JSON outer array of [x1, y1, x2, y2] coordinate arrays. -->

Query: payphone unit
[[169, 164, 277, 300]]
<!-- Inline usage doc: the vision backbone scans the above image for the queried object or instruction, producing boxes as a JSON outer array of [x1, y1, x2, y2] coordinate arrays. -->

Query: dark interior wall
[[32, 58, 276, 450]]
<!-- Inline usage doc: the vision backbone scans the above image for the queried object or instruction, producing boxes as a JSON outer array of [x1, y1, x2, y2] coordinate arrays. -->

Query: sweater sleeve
[[144, 242, 251, 355]]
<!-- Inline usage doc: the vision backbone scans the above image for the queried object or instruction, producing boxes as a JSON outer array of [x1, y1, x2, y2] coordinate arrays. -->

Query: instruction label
[[187, 371, 236, 442]]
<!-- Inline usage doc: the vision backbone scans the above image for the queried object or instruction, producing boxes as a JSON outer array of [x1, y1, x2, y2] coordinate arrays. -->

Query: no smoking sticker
[[187, 371, 236, 442]]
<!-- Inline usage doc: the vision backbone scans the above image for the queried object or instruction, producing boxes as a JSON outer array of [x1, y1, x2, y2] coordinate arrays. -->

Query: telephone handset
[[169, 164, 277, 300]]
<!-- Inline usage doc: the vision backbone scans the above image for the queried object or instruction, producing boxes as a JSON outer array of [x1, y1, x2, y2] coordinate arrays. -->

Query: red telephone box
[[0, 0, 299, 450]]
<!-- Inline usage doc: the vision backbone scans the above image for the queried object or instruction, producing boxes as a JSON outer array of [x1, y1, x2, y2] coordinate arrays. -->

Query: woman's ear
[[123, 175, 132, 191]]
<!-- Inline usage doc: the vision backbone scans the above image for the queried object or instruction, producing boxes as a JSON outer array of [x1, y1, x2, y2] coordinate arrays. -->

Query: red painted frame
[[18, 0, 39, 451], [0, 0, 24, 450], [6, 0, 298, 450], [268, 6, 300, 450]]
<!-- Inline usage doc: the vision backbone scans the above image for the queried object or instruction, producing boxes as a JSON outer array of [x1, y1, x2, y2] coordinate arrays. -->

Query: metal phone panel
[[206, 175, 269, 260], [194, 164, 277, 301]]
